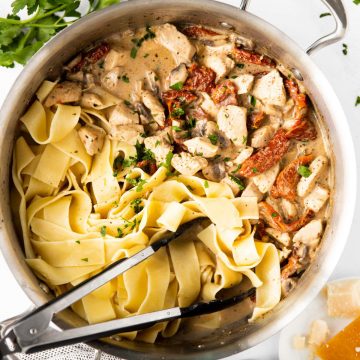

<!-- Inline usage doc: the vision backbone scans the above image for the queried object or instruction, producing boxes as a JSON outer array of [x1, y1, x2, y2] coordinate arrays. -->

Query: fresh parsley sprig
[[0, 0, 121, 68]]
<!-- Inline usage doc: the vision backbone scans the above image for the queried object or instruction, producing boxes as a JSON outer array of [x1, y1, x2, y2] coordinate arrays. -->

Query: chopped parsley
[[130, 47, 138, 59], [229, 175, 245, 190], [186, 118, 196, 129], [271, 212, 278, 218], [98, 60, 104, 69], [161, 151, 174, 175], [130, 26, 156, 59], [121, 75, 130, 83], [172, 125, 183, 132], [122, 156, 137, 168], [170, 81, 184, 90], [231, 75, 238, 79], [100, 225, 107, 237], [116, 228, 123, 238], [75, 240, 81, 244], [155, 140, 161, 147], [204, 180, 209, 188], [355, 96, 360, 107], [236, 63, 245, 69], [143, 53, 150, 58], [249, 95, 257, 107], [231, 164, 242, 174], [298, 165, 312, 178], [242, 135, 247, 144], [223, 157, 231, 162], [171, 107, 185, 117], [135, 141, 155, 161], [208, 134, 218, 145], [124, 99, 131, 107], [342, 43, 348, 55], [354, 0, 360, 4], [130, 198, 144, 214], [320, 12, 331, 18], [252, 167, 258, 173], [126, 177, 147, 192], [81, 258, 89, 262]]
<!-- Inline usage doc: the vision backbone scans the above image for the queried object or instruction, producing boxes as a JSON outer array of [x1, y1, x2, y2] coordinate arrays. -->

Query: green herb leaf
[[100, 225, 107, 237], [1, 0, 121, 68], [208, 134, 218, 145], [171, 107, 185, 117], [204, 180, 209, 188], [353, 0, 360, 4], [249, 95, 257, 107], [229, 175, 245, 190], [116, 227, 123, 238], [172, 125, 183, 132], [231, 164, 242, 174], [271, 212, 278, 218], [75, 240, 80, 244], [242, 135, 247, 144], [342, 43, 348, 55], [160, 151, 174, 174], [130, 198, 144, 214], [319, 12, 331, 18], [121, 74, 130, 83], [298, 165, 312, 178], [170, 81, 184, 90], [81, 257, 89, 262], [355, 96, 360, 107], [130, 47, 138, 59], [236, 63, 245, 69]]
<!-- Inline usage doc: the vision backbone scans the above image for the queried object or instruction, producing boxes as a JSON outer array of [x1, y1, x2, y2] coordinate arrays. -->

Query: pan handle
[[239, 0, 347, 55]]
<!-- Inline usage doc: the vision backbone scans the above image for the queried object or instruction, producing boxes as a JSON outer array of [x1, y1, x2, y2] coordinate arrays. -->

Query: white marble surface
[[0, 0, 359, 359]]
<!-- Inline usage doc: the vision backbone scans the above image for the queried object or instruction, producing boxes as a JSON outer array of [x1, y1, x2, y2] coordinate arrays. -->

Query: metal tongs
[[0, 220, 255, 357]]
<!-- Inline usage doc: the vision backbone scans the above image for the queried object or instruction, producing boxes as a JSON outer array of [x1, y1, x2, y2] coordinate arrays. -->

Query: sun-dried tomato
[[248, 111, 265, 129], [211, 80, 238, 106], [136, 160, 157, 175], [184, 64, 216, 93], [237, 129, 290, 178], [271, 155, 314, 201], [286, 119, 317, 141], [182, 25, 220, 38], [285, 79, 308, 121], [232, 48, 276, 67], [259, 202, 315, 233], [72, 42, 110, 73]]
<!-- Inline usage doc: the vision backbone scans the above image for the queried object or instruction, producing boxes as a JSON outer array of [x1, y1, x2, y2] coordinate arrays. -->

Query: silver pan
[[0, 0, 356, 359]]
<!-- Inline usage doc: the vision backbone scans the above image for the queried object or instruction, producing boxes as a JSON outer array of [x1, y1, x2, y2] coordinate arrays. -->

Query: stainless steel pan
[[0, 0, 356, 359]]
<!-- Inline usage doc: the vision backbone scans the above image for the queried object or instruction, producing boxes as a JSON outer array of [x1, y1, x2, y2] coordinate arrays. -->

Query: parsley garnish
[[130, 198, 144, 214], [208, 134, 218, 145], [130, 26, 156, 59], [161, 151, 174, 175], [223, 157, 231, 162], [143, 53, 149, 58], [271, 212, 278, 218], [121, 74, 130, 83], [81, 258, 89, 262], [249, 95, 257, 107], [342, 43, 348, 55], [126, 177, 147, 192], [298, 165, 312, 178], [320, 12, 331, 18], [204, 180, 209, 188], [231, 164, 242, 174], [242, 135, 247, 144], [116, 227, 123, 238], [100, 225, 107, 237], [0, 0, 121, 68], [155, 140, 161, 147], [354, 0, 360, 4], [229, 175, 245, 190], [252, 167, 258, 173], [355, 96, 360, 107], [170, 81, 184, 90], [75, 240, 80, 244], [124, 100, 131, 107], [236, 63, 245, 69], [172, 125, 183, 132], [171, 107, 185, 117]]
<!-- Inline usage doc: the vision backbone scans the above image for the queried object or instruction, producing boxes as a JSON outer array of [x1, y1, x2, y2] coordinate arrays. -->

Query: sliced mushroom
[[281, 278, 297, 297], [202, 160, 226, 182], [169, 63, 188, 88], [144, 70, 161, 97]]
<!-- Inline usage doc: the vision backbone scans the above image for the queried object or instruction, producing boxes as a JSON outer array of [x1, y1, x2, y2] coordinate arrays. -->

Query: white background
[[0, 0, 359, 359]]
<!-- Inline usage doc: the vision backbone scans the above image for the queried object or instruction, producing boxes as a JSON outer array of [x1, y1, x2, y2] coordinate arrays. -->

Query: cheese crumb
[[308, 319, 329, 346], [292, 335, 306, 349]]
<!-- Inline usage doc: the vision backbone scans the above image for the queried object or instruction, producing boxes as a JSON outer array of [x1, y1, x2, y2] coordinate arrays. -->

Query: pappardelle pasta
[[11, 22, 331, 343]]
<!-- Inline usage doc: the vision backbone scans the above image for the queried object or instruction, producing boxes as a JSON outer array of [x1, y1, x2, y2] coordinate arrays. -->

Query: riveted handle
[[239, 0, 347, 55]]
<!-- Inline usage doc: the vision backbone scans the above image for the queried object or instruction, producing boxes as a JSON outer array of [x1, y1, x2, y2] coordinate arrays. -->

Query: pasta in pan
[[12, 81, 280, 342], [11, 21, 331, 344]]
